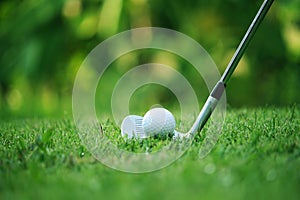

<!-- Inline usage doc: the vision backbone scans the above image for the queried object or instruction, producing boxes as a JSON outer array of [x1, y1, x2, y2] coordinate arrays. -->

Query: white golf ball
[[142, 108, 176, 136]]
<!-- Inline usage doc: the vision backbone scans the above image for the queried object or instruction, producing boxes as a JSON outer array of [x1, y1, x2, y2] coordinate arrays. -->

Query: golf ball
[[142, 107, 176, 136]]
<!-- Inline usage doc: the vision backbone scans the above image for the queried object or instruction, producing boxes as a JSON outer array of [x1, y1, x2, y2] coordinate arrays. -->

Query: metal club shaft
[[189, 0, 274, 135], [220, 0, 274, 85]]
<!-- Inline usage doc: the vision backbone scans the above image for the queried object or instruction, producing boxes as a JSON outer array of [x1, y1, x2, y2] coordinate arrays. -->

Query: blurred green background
[[0, 0, 299, 117]]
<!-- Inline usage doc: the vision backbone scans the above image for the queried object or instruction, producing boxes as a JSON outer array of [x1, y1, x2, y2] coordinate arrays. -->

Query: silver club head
[[173, 130, 190, 139]]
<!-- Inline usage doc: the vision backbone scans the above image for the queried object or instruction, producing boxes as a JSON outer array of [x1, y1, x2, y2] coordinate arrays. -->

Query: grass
[[0, 106, 299, 200]]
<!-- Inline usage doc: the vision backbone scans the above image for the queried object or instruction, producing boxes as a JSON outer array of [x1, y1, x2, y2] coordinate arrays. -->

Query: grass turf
[[0, 106, 299, 200]]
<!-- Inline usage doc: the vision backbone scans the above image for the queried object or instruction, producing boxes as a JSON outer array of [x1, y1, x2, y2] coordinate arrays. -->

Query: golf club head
[[121, 115, 148, 139], [173, 130, 190, 139]]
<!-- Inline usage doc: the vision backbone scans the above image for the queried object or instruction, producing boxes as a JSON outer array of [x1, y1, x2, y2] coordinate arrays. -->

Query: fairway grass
[[0, 106, 299, 200]]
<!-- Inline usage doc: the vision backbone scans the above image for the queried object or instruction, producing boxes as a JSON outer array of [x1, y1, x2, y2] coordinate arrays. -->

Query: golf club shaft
[[189, 0, 274, 135], [221, 0, 274, 84]]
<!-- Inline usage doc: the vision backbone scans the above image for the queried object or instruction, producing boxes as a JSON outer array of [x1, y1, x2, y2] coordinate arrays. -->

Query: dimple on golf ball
[[142, 107, 176, 136]]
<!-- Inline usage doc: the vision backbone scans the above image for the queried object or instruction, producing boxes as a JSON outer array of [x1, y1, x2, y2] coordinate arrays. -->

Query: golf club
[[121, 0, 274, 139]]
